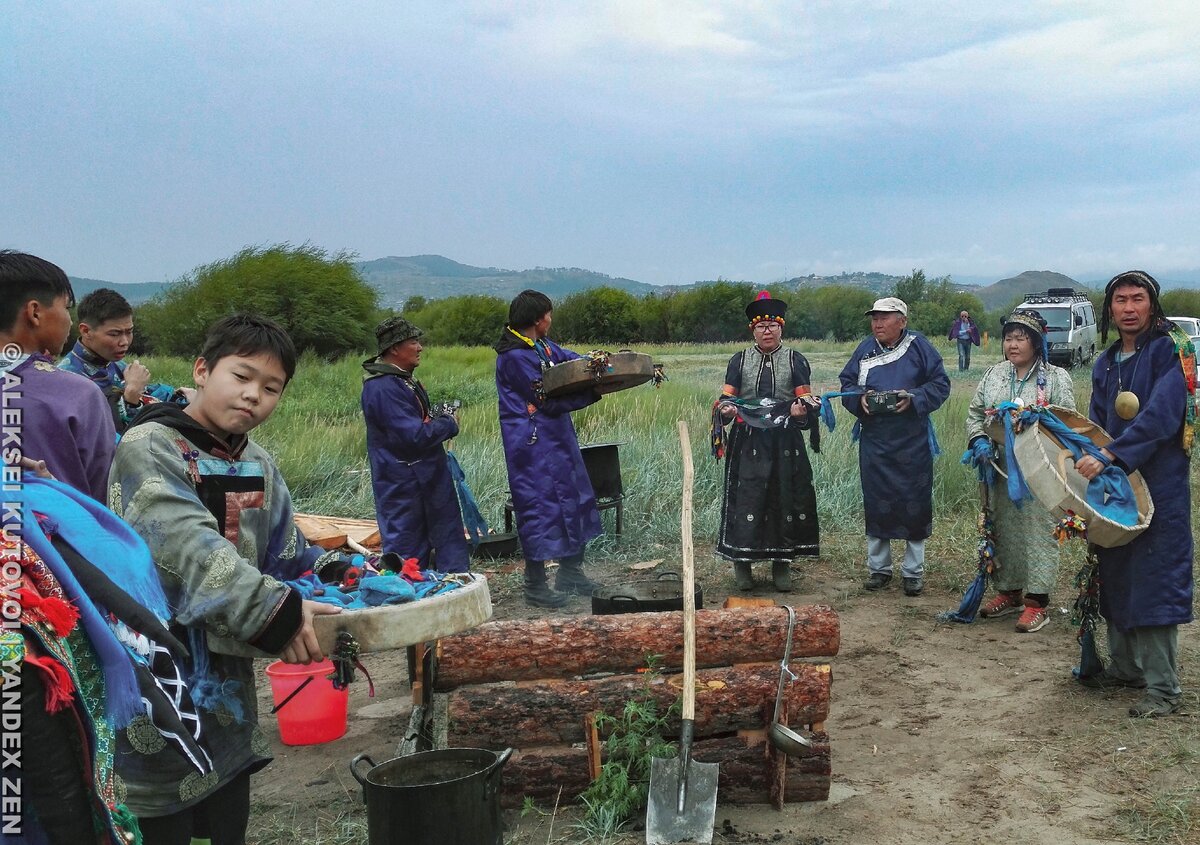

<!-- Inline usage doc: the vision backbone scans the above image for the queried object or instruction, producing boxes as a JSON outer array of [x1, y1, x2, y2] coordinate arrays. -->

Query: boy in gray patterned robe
[[109, 314, 350, 841]]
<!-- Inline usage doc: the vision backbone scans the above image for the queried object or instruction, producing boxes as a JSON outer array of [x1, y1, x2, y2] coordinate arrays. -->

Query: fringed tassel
[[1054, 511, 1088, 544], [187, 628, 246, 721], [111, 803, 143, 845], [17, 587, 80, 637], [23, 653, 76, 713], [710, 401, 728, 459], [113, 620, 152, 659]]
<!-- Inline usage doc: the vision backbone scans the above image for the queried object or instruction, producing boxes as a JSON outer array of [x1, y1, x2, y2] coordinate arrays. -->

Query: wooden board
[[293, 515, 348, 550], [208, 573, 493, 658], [294, 512, 382, 550]]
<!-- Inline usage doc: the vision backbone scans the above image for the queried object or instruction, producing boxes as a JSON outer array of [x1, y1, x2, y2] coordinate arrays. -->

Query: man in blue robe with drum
[[495, 290, 604, 609], [839, 297, 950, 597], [1075, 270, 1195, 718]]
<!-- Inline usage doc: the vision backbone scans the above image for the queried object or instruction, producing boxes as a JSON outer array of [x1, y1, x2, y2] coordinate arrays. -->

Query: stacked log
[[434, 604, 839, 809]]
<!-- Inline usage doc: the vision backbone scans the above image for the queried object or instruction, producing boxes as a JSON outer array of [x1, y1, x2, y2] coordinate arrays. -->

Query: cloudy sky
[[4, 1, 1198, 286]]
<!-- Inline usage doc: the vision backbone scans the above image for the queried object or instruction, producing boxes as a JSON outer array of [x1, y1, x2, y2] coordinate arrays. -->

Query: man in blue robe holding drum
[[1075, 270, 1195, 717], [839, 297, 951, 597], [494, 290, 604, 608]]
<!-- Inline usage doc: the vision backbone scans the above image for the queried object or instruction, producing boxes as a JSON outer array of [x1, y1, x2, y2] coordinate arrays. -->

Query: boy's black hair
[[508, 289, 553, 330], [199, 313, 298, 383], [0, 250, 76, 332], [77, 287, 134, 327]]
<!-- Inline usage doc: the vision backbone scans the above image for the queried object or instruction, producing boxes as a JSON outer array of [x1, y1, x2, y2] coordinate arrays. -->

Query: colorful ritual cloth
[[1089, 328, 1194, 631], [838, 330, 950, 540], [361, 359, 469, 571], [109, 404, 349, 817], [965, 360, 1076, 594], [494, 329, 601, 562], [0, 352, 115, 502], [716, 345, 819, 562]]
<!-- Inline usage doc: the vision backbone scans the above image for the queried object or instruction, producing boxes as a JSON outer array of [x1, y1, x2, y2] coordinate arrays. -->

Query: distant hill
[[973, 270, 1090, 310], [355, 255, 659, 308], [69, 277, 169, 305]]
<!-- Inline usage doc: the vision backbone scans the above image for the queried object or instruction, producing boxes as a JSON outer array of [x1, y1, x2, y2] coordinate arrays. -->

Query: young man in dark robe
[[714, 292, 819, 592], [495, 290, 603, 608], [59, 286, 189, 433], [839, 297, 951, 597], [362, 316, 469, 572], [1075, 270, 1195, 717]]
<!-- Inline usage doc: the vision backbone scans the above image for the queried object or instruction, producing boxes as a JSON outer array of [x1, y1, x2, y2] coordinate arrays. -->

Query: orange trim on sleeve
[[794, 385, 812, 397], [722, 384, 738, 397]]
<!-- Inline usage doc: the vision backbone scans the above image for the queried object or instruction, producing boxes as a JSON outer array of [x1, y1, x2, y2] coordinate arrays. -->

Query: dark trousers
[[137, 771, 252, 845]]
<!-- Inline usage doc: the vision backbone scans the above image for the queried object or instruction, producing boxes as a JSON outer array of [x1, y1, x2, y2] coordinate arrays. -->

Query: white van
[[1020, 289, 1098, 368]]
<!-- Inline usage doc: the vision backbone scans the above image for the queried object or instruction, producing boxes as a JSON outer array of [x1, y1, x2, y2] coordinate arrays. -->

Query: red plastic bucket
[[265, 660, 349, 746]]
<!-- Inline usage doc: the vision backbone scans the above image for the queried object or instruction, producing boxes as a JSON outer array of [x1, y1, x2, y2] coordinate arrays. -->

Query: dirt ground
[[247, 553, 1196, 844]]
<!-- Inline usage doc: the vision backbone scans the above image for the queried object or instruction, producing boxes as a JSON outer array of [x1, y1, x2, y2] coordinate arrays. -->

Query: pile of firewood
[[432, 602, 839, 809]]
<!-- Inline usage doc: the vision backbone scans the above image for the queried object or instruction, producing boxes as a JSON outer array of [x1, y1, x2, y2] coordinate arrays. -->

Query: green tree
[[1161, 289, 1200, 319], [402, 295, 428, 314], [667, 280, 757, 342], [137, 243, 377, 357], [893, 268, 928, 305], [792, 285, 875, 341], [553, 286, 640, 344], [401, 294, 507, 346]]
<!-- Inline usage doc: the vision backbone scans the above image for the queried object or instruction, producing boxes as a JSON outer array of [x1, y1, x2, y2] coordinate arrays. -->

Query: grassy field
[[145, 337, 1199, 844], [143, 335, 1097, 582]]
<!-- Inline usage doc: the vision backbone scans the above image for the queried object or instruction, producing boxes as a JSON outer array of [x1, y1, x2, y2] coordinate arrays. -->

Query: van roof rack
[[1022, 288, 1091, 305]]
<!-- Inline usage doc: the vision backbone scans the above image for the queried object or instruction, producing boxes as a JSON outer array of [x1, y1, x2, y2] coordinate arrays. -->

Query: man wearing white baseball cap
[[838, 295, 950, 597]]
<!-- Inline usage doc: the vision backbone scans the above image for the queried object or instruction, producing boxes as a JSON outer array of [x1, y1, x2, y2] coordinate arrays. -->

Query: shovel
[[646, 420, 719, 845]]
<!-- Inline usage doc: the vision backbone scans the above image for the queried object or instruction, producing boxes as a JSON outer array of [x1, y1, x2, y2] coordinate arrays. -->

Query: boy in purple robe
[[495, 290, 603, 608], [1075, 270, 1194, 718], [0, 250, 115, 501]]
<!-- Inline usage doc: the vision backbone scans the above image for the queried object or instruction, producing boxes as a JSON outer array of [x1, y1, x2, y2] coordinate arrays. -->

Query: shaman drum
[[990, 406, 1153, 548], [541, 351, 654, 398]]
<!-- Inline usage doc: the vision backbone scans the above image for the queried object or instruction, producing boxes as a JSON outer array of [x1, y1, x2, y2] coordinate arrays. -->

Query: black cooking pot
[[591, 571, 703, 615], [351, 747, 513, 845]]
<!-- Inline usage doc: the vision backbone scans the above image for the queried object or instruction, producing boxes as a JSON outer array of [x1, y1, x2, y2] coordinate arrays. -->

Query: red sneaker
[[980, 592, 1021, 618], [1015, 603, 1050, 633]]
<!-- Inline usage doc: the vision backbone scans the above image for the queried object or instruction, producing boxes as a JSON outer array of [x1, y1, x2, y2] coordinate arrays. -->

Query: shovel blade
[[645, 755, 718, 844]]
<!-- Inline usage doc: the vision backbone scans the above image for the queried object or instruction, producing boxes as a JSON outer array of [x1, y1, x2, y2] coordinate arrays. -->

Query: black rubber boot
[[554, 555, 601, 596], [733, 561, 754, 591], [524, 561, 569, 608], [772, 560, 793, 592]]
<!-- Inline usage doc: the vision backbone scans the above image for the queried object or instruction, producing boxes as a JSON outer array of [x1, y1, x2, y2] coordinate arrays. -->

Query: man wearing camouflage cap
[[362, 315, 470, 572]]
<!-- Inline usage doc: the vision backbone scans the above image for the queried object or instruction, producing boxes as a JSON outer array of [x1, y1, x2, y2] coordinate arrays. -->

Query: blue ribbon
[[1036, 410, 1139, 527], [961, 437, 998, 487], [447, 450, 489, 546], [994, 403, 1139, 526]]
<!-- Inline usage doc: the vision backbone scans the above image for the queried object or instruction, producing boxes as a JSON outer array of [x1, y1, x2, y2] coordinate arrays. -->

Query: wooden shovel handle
[[678, 420, 696, 722]]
